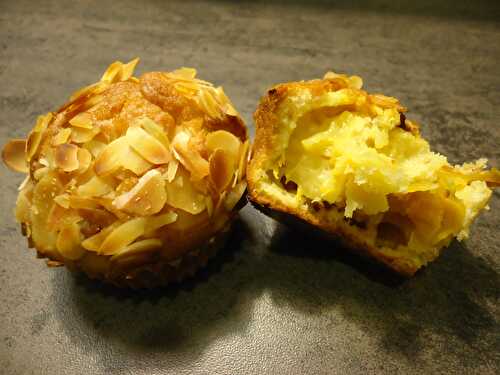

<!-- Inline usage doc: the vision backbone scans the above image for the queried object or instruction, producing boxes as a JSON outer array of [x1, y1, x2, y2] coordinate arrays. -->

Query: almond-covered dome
[[2, 59, 249, 288]]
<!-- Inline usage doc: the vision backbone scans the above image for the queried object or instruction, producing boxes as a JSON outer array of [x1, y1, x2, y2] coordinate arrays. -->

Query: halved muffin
[[247, 72, 499, 276], [2, 59, 249, 288]]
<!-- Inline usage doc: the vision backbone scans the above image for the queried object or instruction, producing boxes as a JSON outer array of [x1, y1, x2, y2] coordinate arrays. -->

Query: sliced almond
[[56, 222, 85, 260], [99, 217, 147, 255], [68, 195, 101, 210], [209, 149, 235, 192], [77, 175, 113, 197], [26, 113, 53, 161], [117, 57, 140, 82], [2, 139, 28, 173], [77, 147, 92, 173], [224, 180, 247, 211], [165, 169, 206, 214], [165, 159, 179, 182], [206, 130, 241, 158], [83, 139, 107, 158], [100, 61, 123, 83], [112, 169, 166, 216], [81, 222, 120, 252], [137, 117, 171, 150], [78, 208, 116, 229], [171, 67, 197, 80], [94, 137, 128, 176], [52, 128, 72, 146], [33, 166, 49, 180], [122, 146, 153, 176], [172, 130, 209, 181], [69, 112, 93, 129], [126, 126, 171, 164], [111, 238, 162, 260], [55, 144, 80, 172], [144, 211, 178, 236], [71, 126, 100, 144]]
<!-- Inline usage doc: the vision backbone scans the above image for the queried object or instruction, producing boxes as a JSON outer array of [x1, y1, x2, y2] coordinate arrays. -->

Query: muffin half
[[247, 72, 499, 276], [2, 59, 249, 288]]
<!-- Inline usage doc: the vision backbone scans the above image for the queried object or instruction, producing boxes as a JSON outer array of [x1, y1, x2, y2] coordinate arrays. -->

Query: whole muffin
[[2, 59, 249, 288]]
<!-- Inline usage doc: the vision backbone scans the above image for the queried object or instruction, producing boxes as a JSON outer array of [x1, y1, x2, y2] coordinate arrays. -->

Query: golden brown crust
[[247, 77, 421, 276]]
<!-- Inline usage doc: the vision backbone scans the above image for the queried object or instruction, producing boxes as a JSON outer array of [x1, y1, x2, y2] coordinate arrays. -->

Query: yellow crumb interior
[[263, 84, 497, 265]]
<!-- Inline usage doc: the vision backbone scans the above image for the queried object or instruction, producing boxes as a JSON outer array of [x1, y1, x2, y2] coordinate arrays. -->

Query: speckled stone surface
[[1, 1, 499, 374]]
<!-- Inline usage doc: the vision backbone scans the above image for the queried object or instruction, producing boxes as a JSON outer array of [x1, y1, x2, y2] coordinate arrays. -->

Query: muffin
[[247, 72, 499, 276], [2, 58, 249, 288]]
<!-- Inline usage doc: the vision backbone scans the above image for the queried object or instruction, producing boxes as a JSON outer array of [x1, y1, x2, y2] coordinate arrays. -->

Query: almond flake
[[94, 137, 128, 176], [52, 128, 72, 146], [112, 169, 167, 216], [69, 112, 93, 129], [55, 144, 80, 172], [126, 126, 171, 164], [111, 238, 162, 260], [99, 217, 147, 255], [2, 139, 28, 173], [56, 222, 85, 260]]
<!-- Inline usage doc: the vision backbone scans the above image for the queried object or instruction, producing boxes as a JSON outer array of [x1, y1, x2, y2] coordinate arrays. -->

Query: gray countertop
[[1, 1, 499, 374]]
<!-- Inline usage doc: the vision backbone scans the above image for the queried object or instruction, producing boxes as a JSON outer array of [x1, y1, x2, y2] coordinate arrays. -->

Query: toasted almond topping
[[224, 180, 247, 211], [77, 176, 113, 197], [69, 81, 109, 102], [94, 137, 128, 176], [78, 208, 116, 229], [68, 195, 101, 210], [117, 58, 140, 81], [100, 61, 123, 83], [2, 139, 28, 173], [144, 211, 178, 236], [172, 130, 209, 181], [52, 128, 72, 146], [209, 149, 235, 192], [122, 146, 153, 176], [71, 126, 100, 144], [26, 113, 53, 161], [165, 169, 206, 214], [33, 167, 49, 180], [69, 112, 94, 129], [126, 126, 171, 164], [83, 139, 107, 158], [77, 148, 92, 173], [81, 222, 120, 252], [55, 144, 80, 172], [216, 87, 239, 116], [99, 217, 147, 255], [137, 117, 171, 150], [171, 67, 197, 80], [56, 222, 85, 260], [81, 94, 104, 111], [113, 169, 167, 215], [111, 238, 162, 260], [165, 159, 179, 182], [206, 130, 241, 160]]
